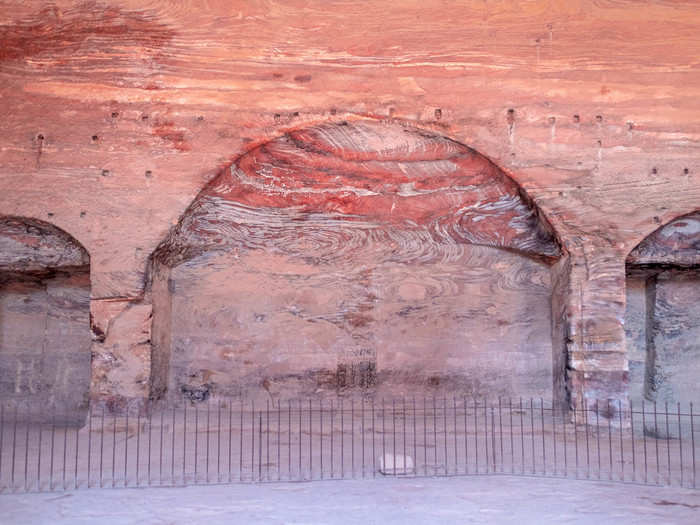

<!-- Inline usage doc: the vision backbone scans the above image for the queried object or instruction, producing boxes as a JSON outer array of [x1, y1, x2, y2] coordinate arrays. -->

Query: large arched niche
[[149, 119, 563, 403], [0, 217, 91, 421], [624, 210, 700, 405]]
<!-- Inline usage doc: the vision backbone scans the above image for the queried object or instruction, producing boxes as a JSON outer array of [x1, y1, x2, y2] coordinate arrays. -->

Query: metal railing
[[0, 397, 697, 493]]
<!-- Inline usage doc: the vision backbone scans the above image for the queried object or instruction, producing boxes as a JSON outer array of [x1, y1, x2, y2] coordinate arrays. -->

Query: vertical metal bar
[[278, 401, 281, 482], [412, 398, 417, 477], [287, 400, 291, 480], [393, 399, 397, 476], [372, 398, 377, 478], [453, 397, 458, 475], [573, 403, 579, 479], [49, 409, 55, 491], [498, 398, 504, 474], [360, 398, 364, 478], [351, 398, 355, 479], [381, 399, 385, 477], [112, 408, 117, 488], [551, 398, 557, 476], [462, 397, 469, 475], [607, 400, 613, 480], [183, 403, 187, 484], [258, 412, 262, 482], [433, 397, 438, 472], [529, 398, 535, 475], [475, 398, 479, 474], [217, 401, 222, 483], [240, 401, 244, 482], [509, 398, 514, 475], [584, 400, 590, 479], [11, 406, 18, 490], [618, 400, 624, 482], [540, 398, 546, 475], [171, 404, 176, 485], [24, 404, 30, 492], [37, 407, 44, 491], [100, 406, 106, 488], [491, 406, 496, 473], [665, 402, 671, 484], [677, 402, 683, 487], [653, 401, 660, 484], [485, 400, 490, 474], [206, 402, 210, 483], [341, 398, 345, 479], [690, 402, 696, 488], [631, 400, 636, 483], [298, 399, 302, 479], [330, 399, 334, 479], [146, 406, 151, 486], [403, 398, 408, 476], [252, 400, 256, 481], [321, 399, 324, 480], [124, 406, 129, 487], [194, 404, 198, 483], [228, 402, 233, 483], [562, 401, 568, 478], [443, 398, 448, 475], [159, 406, 164, 486], [423, 397, 427, 475], [642, 400, 648, 483], [240, 401, 245, 482], [0, 405, 4, 487], [136, 406, 141, 487], [308, 399, 312, 480], [519, 398, 524, 475]]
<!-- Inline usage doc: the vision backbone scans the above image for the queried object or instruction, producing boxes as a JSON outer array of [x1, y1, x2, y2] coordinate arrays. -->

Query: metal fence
[[0, 397, 697, 493]]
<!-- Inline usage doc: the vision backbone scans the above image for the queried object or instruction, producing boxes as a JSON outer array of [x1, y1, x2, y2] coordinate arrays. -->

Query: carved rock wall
[[625, 211, 700, 405], [151, 121, 560, 402], [1, 1, 699, 416], [0, 218, 90, 419]]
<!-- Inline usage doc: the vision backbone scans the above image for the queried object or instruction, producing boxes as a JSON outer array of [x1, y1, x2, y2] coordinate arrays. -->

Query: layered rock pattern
[[152, 121, 560, 401], [625, 211, 700, 404], [0, 218, 90, 420], [628, 211, 700, 267]]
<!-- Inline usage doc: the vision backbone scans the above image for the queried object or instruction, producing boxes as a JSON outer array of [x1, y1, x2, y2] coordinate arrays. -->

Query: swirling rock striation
[[151, 121, 561, 400]]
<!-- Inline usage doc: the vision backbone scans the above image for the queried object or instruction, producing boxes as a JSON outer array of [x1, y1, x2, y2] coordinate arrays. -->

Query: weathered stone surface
[[625, 212, 700, 406], [647, 269, 700, 403], [0, 1, 698, 414], [0, 217, 88, 273], [89, 300, 152, 409], [628, 211, 700, 267], [0, 272, 91, 418], [151, 121, 558, 401], [0, 217, 91, 420]]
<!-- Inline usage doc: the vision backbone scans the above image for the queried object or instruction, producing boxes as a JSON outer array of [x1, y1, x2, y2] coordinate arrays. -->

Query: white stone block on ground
[[378, 454, 414, 475]]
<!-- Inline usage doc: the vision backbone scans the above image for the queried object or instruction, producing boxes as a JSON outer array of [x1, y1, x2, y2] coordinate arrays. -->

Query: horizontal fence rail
[[0, 398, 697, 493]]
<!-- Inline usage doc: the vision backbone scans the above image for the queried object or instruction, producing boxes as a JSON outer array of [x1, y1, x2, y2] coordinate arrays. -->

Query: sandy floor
[[1, 475, 699, 525]]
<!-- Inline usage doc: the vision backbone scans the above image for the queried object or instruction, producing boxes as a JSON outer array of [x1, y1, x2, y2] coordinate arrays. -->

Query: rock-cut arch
[[149, 119, 562, 402], [624, 210, 700, 405], [0, 217, 91, 422]]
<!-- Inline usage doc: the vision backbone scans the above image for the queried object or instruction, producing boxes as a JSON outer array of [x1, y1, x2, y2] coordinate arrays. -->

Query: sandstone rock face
[[0, 218, 90, 420], [151, 121, 560, 401], [625, 212, 700, 405], [0, 1, 699, 417], [628, 211, 700, 268]]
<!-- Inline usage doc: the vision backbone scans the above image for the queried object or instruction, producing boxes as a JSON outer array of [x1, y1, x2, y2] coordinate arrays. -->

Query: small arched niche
[[149, 120, 562, 402], [625, 211, 700, 405], [0, 217, 91, 421]]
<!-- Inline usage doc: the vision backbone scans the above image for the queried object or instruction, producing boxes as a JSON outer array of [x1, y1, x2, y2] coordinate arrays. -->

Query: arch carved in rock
[[149, 120, 563, 402]]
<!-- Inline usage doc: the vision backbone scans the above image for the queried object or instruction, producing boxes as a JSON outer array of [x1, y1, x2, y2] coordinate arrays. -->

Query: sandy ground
[[1, 475, 698, 525]]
